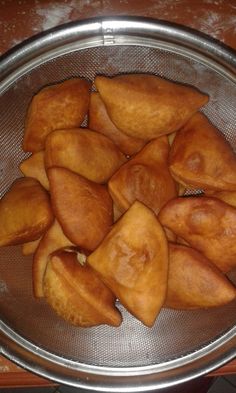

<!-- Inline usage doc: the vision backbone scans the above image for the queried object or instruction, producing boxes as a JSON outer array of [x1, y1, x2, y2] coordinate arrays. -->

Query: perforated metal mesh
[[0, 45, 236, 368]]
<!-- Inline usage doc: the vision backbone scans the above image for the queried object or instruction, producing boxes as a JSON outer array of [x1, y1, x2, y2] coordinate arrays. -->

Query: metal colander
[[0, 17, 236, 392]]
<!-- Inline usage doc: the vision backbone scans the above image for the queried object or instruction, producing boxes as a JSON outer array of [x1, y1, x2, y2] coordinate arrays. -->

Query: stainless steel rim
[[0, 16, 236, 391], [1, 322, 236, 391], [1, 17, 236, 85]]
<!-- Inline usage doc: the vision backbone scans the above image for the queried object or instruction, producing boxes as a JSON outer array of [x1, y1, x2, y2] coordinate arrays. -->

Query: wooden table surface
[[0, 0, 236, 388]]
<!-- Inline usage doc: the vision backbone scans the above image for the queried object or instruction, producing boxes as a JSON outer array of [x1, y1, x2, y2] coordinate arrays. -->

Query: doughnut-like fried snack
[[48, 167, 113, 251], [45, 128, 126, 184], [23, 78, 91, 152], [159, 196, 236, 272], [44, 250, 122, 327], [88, 201, 169, 327], [0, 177, 53, 247], [166, 243, 236, 309], [95, 74, 208, 140], [88, 92, 145, 155], [109, 136, 177, 215], [22, 238, 41, 256], [33, 219, 74, 298], [169, 112, 236, 191], [20, 151, 49, 190]]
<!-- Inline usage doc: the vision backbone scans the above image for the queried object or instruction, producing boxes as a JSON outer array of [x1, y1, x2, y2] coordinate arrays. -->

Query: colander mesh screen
[[0, 45, 236, 368]]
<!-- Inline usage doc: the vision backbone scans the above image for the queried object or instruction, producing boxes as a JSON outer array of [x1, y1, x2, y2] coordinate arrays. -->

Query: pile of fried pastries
[[1, 73, 236, 328]]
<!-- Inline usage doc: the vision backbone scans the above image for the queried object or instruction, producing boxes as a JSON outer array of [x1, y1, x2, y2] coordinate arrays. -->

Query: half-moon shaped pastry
[[88, 201, 169, 327], [169, 112, 236, 191], [95, 74, 208, 140], [108, 136, 177, 215], [45, 128, 126, 184], [166, 243, 236, 309], [23, 78, 91, 152], [20, 151, 49, 190], [33, 219, 74, 298], [48, 167, 113, 251], [0, 177, 53, 247], [88, 92, 146, 156], [159, 196, 236, 272], [44, 250, 122, 327]]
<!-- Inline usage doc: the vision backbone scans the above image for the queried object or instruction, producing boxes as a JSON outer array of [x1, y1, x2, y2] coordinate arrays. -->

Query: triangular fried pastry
[[48, 167, 113, 251], [33, 219, 74, 298], [0, 178, 53, 247], [205, 190, 236, 208], [20, 151, 49, 190], [88, 201, 169, 327], [23, 78, 91, 152], [95, 74, 208, 140], [22, 237, 41, 256], [169, 112, 236, 191], [108, 136, 177, 215], [166, 243, 236, 309], [159, 196, 236, 272], [44, 250, 122, 327], [45, 128, 126, 184], [88, 92, 146, 155]]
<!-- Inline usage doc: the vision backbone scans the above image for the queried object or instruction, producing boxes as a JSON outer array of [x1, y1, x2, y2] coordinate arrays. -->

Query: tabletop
[[0, 0, 236, 388]]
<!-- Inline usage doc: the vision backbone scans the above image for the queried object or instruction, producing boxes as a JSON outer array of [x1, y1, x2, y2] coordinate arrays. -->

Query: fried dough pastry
[[0, 177, 53, 247], [23, 78, 91, 152], [88, 201, 169, 327], [33, 219, 74, 298], [166, 244, 236, 309], [88, 92, 146, 155], [48, 167, 113, 251], [20, 151, 49, 190], [45, 128, 126, 184], [95, 74, 208, 140], [108, 136, 177, 215], [44, 250, 122, 327], [205, 190, 236, 208], [169, 112, 236, 191], [159, 196, 236, 272], [22, 237, 41, 256]]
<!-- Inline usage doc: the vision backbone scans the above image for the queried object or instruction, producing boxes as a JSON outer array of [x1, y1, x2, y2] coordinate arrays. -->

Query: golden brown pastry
[[33, 219, 74, 298], [88, 92, 146, 155], [22, 237, 41, 256], [108, 136, 177, 215], [0, 177, 53, 247], [48, 167, 113, 251], [23, 78, 91, 152], [45, 128, 126, 184], [169, 112, 236, 191], [44, 250, 122, 327], [88, 201, 169, 327], [205, 190, 236, 208], [20, 151, 49, 190], [95, 74, 208, 140], [166, 243, 236, 309], [159, 196, 236, 273]]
